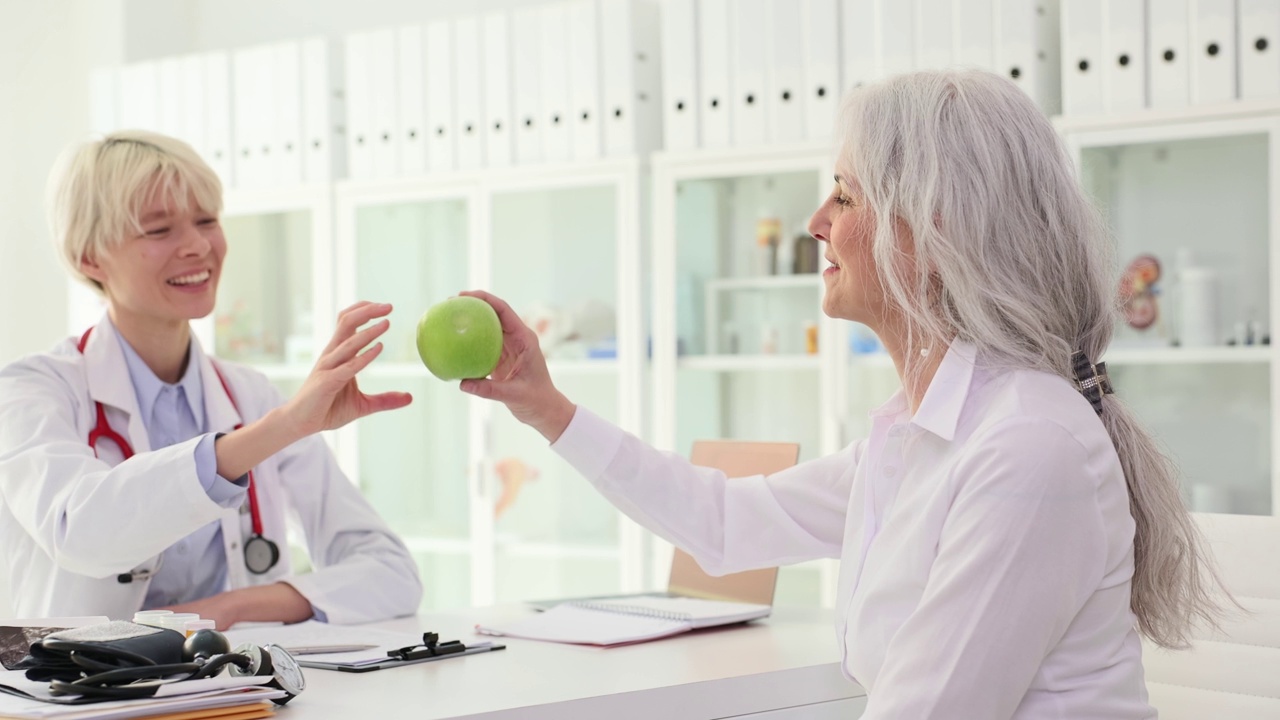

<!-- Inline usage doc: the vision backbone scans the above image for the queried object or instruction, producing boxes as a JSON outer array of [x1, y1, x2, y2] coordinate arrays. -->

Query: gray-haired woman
[[455, 70, 1224, 719]]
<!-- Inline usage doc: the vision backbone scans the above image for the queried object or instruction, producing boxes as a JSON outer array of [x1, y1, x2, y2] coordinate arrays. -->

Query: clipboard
[[299, 642, 506, 673]]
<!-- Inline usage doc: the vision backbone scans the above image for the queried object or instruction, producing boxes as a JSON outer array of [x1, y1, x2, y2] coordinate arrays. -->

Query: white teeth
[[168, 270, 210, 286]]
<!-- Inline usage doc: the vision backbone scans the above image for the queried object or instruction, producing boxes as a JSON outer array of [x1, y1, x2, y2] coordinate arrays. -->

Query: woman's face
[[81, 186, 226, 329], [807, 170, 886, 326]]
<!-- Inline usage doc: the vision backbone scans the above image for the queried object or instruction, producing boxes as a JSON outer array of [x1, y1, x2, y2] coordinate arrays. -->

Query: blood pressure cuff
[[16, 621, 186, 682]]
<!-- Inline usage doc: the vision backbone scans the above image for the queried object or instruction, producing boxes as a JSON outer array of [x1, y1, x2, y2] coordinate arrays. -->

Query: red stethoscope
[[78, 327, 280, 577]]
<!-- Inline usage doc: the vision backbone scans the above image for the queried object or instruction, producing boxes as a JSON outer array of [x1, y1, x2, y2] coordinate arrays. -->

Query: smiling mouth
[[167, 270, 211, 286]]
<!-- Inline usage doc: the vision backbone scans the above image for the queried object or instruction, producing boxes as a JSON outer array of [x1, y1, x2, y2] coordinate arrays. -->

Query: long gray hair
[[838, 69, 1223, 649]]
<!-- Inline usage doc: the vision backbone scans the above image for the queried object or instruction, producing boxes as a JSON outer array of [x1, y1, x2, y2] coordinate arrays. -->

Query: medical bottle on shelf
[[755, 212, 781, 276]]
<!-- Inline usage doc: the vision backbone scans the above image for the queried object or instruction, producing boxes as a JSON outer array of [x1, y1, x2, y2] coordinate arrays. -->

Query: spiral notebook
[[476, 596, 771, 646]]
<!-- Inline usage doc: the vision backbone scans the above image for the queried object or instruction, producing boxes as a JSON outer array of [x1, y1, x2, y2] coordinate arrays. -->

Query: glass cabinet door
[[1075, 125, 1275, 515], [669, 168, 830, 604], [215, 211, 314, 368], [351, 198, 474, 611], [487, 184, 626, 603]]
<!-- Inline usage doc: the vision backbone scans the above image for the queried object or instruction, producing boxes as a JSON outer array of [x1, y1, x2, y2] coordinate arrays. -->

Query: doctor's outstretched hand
[[213, 301, 412, 481], [457, 290, 577, 443]]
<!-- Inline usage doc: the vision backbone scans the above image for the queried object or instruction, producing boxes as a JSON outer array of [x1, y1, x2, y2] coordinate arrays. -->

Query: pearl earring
[[919, 346, 931, 358]]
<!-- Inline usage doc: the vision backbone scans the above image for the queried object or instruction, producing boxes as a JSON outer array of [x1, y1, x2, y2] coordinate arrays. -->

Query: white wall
[[0, 0, 125, 365]]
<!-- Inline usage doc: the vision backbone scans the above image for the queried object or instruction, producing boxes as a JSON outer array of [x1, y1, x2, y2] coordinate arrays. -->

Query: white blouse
[[551, 340, 1154, 720]]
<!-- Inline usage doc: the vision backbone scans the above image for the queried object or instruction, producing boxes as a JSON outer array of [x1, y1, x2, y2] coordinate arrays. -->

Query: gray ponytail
[[837, 69, 1226, 648]]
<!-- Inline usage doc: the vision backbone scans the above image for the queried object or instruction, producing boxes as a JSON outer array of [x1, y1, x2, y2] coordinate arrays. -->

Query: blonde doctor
[[0, 130, 422, 628]]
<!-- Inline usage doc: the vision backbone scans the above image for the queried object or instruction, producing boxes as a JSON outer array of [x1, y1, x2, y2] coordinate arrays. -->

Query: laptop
[[529, 439, 801, 611]]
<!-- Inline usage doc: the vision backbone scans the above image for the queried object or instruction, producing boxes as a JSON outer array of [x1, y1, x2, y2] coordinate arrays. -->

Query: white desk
[[295, 605, 867, 719]]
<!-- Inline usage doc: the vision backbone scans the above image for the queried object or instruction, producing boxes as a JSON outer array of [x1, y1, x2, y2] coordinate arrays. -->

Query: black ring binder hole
[[552, 115, 560, 125], [436, 127, 444, 136], [581, 111, 589, 121], [1259, 38, 1270, 52], [1163, 49, 1175, 62], [381, 133, 389, 141], [613, 108, 622, 118], [285, 143, 293, 152], [817, 86, 826, 97], [494, 121, 502, 130], [215, 151, 223, 159], [711, 98, 719, 108], [242, 148, 251, 156], [1010, 67, 1021, 79], [1078, 59, 1089, 72], [676, 101, 684, 110], [1118, 54, 1130, 67], [524, 117, 533, 127], [408, 130, 416, 139], [312, 140, 320, 149], [1207, 43, 1220, 56], [746, 94, 755, 104], [782, 90, 791, 101]]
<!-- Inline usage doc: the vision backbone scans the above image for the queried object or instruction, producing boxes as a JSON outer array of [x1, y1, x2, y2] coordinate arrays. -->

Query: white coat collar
[[82, 315, 244, 440]]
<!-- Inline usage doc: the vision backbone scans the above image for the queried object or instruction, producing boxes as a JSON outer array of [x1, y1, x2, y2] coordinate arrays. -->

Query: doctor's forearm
[[213, 407, 305, 481]]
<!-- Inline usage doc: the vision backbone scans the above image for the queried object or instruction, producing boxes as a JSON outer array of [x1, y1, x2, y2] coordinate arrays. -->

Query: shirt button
[[176, 543, 188, 555], [883, 466, 898, 478]]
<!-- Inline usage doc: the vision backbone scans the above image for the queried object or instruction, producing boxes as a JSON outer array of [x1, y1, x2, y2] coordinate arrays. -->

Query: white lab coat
[[0, 320, 423, 622]]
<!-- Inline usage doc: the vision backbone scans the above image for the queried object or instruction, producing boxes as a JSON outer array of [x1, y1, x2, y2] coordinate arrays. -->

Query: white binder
[[398, 26, 428, 177], [730, 0, 771, 145], [841, 0, 878, 91], [1148, 0, 1190, 108], [368, 28, 399, 178], [511, 6, 544, 164], [203, 52, 234, 187], [1240, 0, 1280, 100], [600, 0, 662, 156], [424, 20, 457, 173], [1103, 0, 1146, 113], [178, 55, 207, 161], [955, 0, 996, 71], [119, 61, 158, 131], [233, 46, 274, 188], [915, 0, 954, 71], [301, 37, 343, 184], [538, 4, 573, 163], [879, 0, 915, 78], [661, 0, 699, 151], [1189, 0, 1236, 105], [801, 0, 840, 140], [698, 0, 733, 147], [994, 0, 1061, 114], [1062, 0, 1105, 116], [157, 57, 183, 139], [569, 0, 604, 161], [274, 41, 304, 187], [344, 32, 375, 181], [482, 13, 515, 168], [454, 16, 486, 171], [769, 0, 807, 144], [89, 67, 120, 137]]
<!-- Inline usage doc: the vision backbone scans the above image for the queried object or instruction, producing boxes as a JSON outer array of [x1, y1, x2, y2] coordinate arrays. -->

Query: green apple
[[416, 296, 504, 381]]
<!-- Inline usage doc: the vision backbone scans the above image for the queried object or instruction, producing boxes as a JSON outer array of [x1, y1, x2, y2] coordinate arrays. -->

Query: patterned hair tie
[[1071, 351, 1114, 416]]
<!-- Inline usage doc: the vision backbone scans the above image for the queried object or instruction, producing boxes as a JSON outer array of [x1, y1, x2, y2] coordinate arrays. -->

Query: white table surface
[[289, 604, 866, 719]]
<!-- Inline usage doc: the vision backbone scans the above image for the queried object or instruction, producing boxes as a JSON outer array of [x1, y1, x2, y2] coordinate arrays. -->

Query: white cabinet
[[1060, 110, 1280, 517], [651, 145, 843, 606], [333, 159, 647, 610]]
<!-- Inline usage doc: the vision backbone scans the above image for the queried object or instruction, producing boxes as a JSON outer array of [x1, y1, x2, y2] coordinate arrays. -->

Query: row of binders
[[345, 1, 660, 180], [91, 41, 340, 190], [1062, 0, 1280, 116], [663, 0, 1062, 151]]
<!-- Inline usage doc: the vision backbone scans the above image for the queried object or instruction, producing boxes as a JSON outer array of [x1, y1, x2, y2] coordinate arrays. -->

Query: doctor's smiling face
[[79, 182, 226, 332], [808, 169, 889, 327]]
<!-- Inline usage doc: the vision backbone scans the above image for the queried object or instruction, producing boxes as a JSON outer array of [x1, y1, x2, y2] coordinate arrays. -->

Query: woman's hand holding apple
[[454, 290, 577, 443]]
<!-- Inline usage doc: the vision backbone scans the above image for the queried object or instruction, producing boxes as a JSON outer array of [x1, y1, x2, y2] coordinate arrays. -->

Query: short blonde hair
[[46, 130, 223, 293]]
